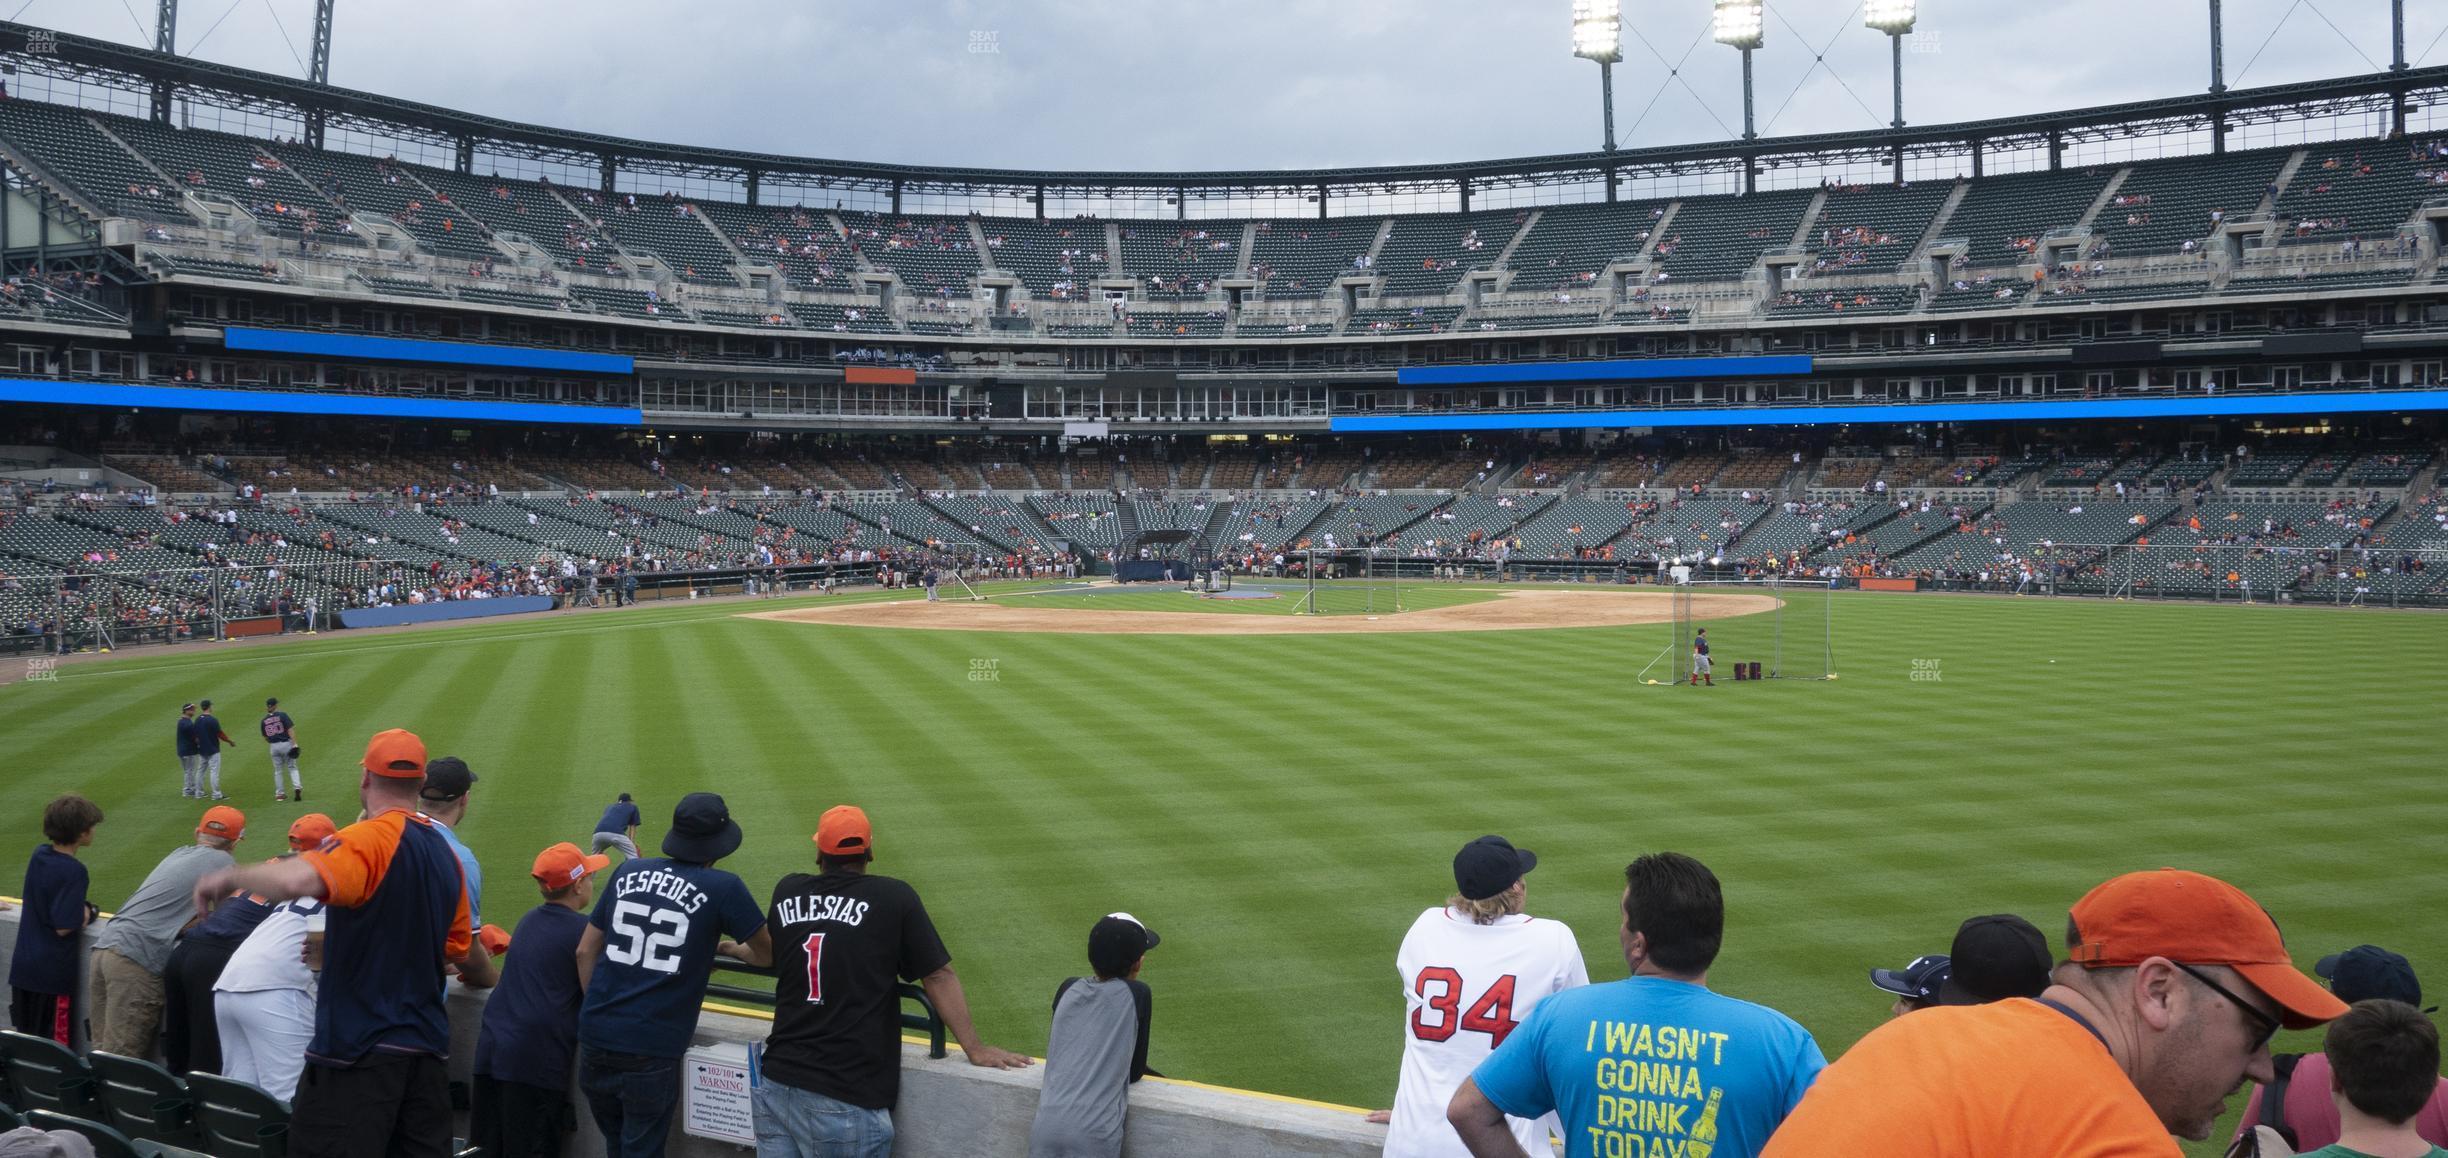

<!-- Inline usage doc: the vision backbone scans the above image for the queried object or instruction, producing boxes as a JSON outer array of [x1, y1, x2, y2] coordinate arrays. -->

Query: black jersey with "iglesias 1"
[[759, 870, 952, 1110]]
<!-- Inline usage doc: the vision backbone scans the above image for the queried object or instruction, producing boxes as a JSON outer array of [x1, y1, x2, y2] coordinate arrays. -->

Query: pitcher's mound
[[744, 588, 1777, 635]]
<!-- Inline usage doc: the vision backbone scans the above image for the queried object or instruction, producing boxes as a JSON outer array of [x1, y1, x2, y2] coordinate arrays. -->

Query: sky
[[7, 0, 2441, 172]]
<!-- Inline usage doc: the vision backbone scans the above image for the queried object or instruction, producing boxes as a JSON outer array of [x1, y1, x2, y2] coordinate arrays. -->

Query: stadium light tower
[[1711, 0, 1765, 141], [1571, 0, 1624, 152], [1864, 0, 1915, 130]]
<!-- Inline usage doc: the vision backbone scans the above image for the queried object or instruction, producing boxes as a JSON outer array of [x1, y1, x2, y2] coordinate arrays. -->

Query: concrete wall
[[0, 905, 1383, 1157]]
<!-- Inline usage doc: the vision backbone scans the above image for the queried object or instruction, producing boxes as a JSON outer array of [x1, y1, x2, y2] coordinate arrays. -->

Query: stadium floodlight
[[1571, 0, 1623, 153], [1863, 0, 1916, 35], [1711, 0, 1764, 142], [1864, 0, 1916, 131], [1572, 0, 1622, 63], [1710, 0, 1764, 50]]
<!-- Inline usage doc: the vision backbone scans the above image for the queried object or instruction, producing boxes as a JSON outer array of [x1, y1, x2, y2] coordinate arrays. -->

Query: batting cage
[[1115, 530, 1198, 583], [1292, 547, 1406, 615], [1638, 576, 1836, 686]]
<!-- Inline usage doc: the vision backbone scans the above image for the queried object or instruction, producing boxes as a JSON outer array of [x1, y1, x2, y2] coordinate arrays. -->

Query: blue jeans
[[579, 1047, 680, 1158], [752, 1079, 893, 1158]]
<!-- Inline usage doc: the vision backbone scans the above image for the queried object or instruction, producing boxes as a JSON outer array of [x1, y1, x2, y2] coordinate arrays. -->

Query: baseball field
[[3, 582, 2441, 1153]]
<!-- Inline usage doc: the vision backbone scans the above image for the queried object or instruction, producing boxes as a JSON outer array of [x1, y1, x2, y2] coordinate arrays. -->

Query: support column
[[891, 179, 903, 215], [2208, 0, 2226, 94], [1458, 177, 1470, 213], [1889, 34, 1904, 129], [309, 0, 333, 83], [1032, 183, 1045, 219], [151, 0, 179, 123], [1600, 60, 1616, 152], [1317, 183, 1328, 220], [2047, 129, 2064, 171], [454, 135, 474, 174], [745, 170, 761, 208], [1740, 48, 1757, 140], [600, 154, 617, 198]]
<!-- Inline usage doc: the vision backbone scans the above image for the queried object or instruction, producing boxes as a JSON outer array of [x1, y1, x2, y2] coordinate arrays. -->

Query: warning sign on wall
[[683, 1041, 760, 1145]]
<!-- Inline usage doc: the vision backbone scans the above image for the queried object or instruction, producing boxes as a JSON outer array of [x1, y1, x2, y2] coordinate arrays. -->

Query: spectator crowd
[[8, 722, 2444, 1158]]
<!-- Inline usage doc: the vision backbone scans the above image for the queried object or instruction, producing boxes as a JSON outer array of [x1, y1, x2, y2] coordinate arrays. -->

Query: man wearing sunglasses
[[1762, 869, 2350, 1157]]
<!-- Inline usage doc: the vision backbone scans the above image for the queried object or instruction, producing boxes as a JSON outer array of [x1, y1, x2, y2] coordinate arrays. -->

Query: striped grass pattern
[[0, 585, 2438, 1151]]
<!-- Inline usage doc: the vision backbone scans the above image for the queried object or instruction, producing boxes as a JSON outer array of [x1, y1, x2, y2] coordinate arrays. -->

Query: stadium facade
[[0, 21, 2442, 634]]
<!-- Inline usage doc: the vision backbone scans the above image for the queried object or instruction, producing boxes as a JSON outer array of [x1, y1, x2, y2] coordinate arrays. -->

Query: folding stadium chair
[[83, 1052, 202, 1150], [0, 1100, 23, 1130], [0, 1031, 97, 1115], [22, 1109, 153, 1158], [183, 1073, 290, 1158]]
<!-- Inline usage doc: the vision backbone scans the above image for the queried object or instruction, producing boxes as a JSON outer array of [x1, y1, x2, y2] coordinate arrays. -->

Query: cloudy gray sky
[[13, 0, 2441, 170]]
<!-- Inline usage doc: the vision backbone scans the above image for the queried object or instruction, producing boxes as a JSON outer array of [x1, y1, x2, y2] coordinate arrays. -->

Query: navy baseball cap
[[1937, 914, 2053, 1005], [1870, 954, 1952, 1003], [419, 756, 478, 803], [1453, 835, 1537, 901], [2317, 945, 2426, 1009]]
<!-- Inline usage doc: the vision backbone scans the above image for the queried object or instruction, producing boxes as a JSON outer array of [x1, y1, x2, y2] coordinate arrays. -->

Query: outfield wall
[[0, 906, 1383, 1157]]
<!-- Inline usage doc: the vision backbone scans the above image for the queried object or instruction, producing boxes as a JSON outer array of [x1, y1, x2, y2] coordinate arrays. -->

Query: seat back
[[22, 1109, 147, 1158], [0, 1100, 23, 1129], [85, 1050, 201, 1148], [185, 1072, 291, 1158], [0, 1031, 96, 1113]]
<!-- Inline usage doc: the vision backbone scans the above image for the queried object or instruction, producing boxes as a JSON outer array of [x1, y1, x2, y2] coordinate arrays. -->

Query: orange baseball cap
[[531, 842, 611, 887], [477, 923, 510, 957], [287, 813, 337, 851], [2067, 868, 2349, 1029], [196, 805, 246, 841], [362, 728, 428, 779], [814, 805, 872, 856]]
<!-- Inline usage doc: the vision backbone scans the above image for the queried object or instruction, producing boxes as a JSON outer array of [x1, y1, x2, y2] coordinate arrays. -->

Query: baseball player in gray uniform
[[261, 697, 302, 802]]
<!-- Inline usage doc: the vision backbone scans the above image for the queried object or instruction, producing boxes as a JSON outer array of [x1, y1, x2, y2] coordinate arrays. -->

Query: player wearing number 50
[[1382, 835, 1588, 1158], [1448, 853, 1826, 1158], [184, 728, 476, 1158], [575, 792, 772, 1158], [755, 805, 1033, 1158]]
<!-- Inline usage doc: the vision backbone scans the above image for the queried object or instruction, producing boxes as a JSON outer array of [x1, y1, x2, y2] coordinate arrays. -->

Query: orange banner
[[844, 366, 917, 386]]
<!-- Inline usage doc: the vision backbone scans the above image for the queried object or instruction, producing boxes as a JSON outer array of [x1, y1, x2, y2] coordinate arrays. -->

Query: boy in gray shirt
[[1029, 914, 1161, 1158]]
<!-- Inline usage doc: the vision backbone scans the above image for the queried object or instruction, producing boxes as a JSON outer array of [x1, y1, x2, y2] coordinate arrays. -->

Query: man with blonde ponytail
[[1379, 835, 1587, 1158]]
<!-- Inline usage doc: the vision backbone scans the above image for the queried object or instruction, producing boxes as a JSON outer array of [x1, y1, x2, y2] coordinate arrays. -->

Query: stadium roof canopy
[[0, 21, 2441, 204]]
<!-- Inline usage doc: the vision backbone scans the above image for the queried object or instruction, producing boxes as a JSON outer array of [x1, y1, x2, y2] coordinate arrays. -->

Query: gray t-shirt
[[91, 843, 235, 974], [1028, 977, 1153, 1158]]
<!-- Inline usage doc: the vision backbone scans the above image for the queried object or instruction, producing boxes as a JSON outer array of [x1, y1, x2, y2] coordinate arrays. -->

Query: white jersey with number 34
[[1385, 907, 1588, 1158]]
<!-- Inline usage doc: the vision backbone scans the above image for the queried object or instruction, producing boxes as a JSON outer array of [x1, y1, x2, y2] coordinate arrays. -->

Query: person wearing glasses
[[1760, 869, 2350, 1158]]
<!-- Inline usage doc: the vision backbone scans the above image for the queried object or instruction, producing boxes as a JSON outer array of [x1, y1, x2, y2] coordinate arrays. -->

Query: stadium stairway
[[1113, 500, 1141, 546], [1787, 188, 1830, 251], [2072, 169, 2133, 233], [1908, 182, 1973, 263], [1196, 502, 1236, 551]]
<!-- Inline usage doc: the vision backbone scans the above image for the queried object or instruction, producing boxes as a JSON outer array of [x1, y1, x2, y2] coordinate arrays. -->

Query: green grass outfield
[[2, 584, 2440, 1152]]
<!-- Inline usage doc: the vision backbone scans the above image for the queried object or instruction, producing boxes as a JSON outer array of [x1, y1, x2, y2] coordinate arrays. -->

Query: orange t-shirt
[[1761, 999, 2179, 1158]]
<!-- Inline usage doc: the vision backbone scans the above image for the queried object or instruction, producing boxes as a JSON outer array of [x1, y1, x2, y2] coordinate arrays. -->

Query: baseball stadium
[[0, 3, 2441, 1156]]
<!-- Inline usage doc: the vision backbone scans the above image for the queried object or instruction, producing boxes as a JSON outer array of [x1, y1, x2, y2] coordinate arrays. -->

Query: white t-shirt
[[214, 897, 324, 995], [1385, 907, 1588, 1158]]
